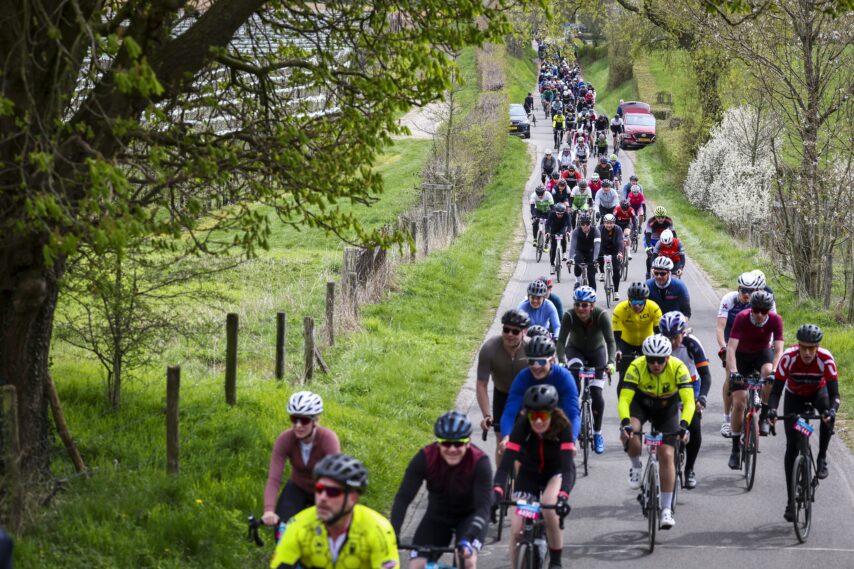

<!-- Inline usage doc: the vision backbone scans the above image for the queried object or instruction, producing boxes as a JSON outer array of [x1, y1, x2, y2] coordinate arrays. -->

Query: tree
[[0, 0, 538, 498]]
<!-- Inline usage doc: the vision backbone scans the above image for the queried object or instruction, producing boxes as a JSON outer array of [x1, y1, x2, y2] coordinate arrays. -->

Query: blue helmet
[[659, 311, 687, 338], [573, 286, 597, 303], [434, 411, 472, 440]]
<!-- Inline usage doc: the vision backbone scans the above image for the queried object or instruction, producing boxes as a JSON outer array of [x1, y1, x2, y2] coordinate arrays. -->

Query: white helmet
[[287, 391, 324, 416], [630, 184, 641, 193], [751, 269, 767, 289], [660, 229, 674, 245], [737, 271, 763, 289], [642, 334, 673, 357], [651, 256, 674, 271]]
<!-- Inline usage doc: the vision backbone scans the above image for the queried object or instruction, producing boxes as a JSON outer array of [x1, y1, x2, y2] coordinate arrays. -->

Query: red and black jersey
[[613, 205, 636, 222], [657, 239, 683, 263], [775, 345, 838, 397]]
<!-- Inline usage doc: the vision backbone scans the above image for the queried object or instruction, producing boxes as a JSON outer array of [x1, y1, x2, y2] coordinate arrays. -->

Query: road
[[400, 86, 854, 566]]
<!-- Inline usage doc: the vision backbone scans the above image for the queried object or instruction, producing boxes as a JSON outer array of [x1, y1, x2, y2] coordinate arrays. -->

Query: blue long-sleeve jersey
[[519, 298, 560, 338], [500, 366, 581, 439]]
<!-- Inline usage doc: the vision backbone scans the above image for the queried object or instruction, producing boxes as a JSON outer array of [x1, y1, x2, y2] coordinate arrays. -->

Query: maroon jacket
[[264, 426, 340, 511]]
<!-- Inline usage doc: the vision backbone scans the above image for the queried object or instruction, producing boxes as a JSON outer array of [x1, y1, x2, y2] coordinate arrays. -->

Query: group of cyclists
[[258, 42, 842, 569]]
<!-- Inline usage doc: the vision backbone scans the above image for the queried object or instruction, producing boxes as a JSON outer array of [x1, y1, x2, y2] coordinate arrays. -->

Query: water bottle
[[534, 537, 548, 564], [276, 521, 287, 543]]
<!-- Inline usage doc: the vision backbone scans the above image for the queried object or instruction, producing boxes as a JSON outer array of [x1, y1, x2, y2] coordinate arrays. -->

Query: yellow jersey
[[618, 356, 695, 425], [611, 300, 662, 346], [271, 504, 399, 569]]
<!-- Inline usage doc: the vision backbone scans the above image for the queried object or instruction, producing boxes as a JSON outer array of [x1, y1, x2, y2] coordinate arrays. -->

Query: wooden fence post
[[166, 366, 181, 475], [45, 374, 85, 473], [1, 385, 22, 531], [422, 215, 429, 255], [451, 203, 460, 238], [410, 220, 417, 261], [824, 253, 833, 310], [303, 317, 315, 383], [275, 312, 286, 380], [225, 313, 238, 405], [326, 282, 336, 345]]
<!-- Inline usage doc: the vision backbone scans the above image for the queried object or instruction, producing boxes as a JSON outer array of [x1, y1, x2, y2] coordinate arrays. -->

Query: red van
[[620, 101, 656, 149]]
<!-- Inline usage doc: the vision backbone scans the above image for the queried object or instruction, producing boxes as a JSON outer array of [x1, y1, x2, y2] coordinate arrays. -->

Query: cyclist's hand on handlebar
[[678, 420, 690, 443], [767, 408, 778, 424], [619, 419, 633, 442], [822, 408, 836, 426], [696, 395, 707, 411], [456, 539, 475, 559], [556, 492, 571, 517], [606, 363, 616, 377], [615, 351, 622, 362], [480, 416, 493, 432], [262, 511, 280, 526], [498, 435, 509, 453]]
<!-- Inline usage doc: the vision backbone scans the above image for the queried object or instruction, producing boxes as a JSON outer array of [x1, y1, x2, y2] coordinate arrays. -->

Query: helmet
[[545, 149, 553, 155], [630, 184, 640, 194], [737, 271, 763, 289], [573, 285, 597, 303], [523, 384, 559, 411], [314, 454, 368, 491], [288, 391, 324, 416], [578, 179, 588, 188], [551, 172, 560, 180], [750, 290, 774, 310], [796, 324, 823, 344], [651, 256, 674, 271], [603, 213, 616, 223], [642, 334, 673, 357], [527, 279, 548, 297], [627, 281, 650, 301], [599, 156, 607, 163], [526, 325, 550, 338], [610, 153, 618, 161], [554, 203, 567, 214], [630, 175, 639, 182], [659, 311, 687, 338], [557, 179, 567, 187], [434, 411, 473, 439], [602, 180, 612, 188], [525, 335, 556, 358], [592, 173, 600, 181], [660, 229, 674, 245], [501, 309, 531, 329], [578, 212, 592, 225], [620, 199, 630, 210], [751, 269, 767, 288], [567, 165, 575, 172], [654, 206, 667, 217], [535, 185, 546, 196]]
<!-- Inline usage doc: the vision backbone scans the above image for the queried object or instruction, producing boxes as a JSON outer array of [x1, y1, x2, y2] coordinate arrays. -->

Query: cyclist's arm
[[697, 365, 712, 400], [772, 339, 785, 371], [767, 367, 786, 411], [546, 300, 561, 339], [264, 433, 290, 513], [557, 370, 581, 439], [462, 456, 493, 543], [599, 310, 617, 366], [500, 375, 527, 436], [556, 312, 572, 362], [725, 337, 740, 373], [617, 375, 637, 421], [390, 450, 427, 536], [369, 518, 401, 569], [558, 426, 577, 495], [678, 384, 696, 426], [591, 229, 601, 260], [715, 316, 727, 349], [495, 419, 527, 486]]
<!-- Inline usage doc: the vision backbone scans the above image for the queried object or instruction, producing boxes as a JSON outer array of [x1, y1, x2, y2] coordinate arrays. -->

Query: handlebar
[[247, 515, 265, 547], [398, 543, 460, 554], [495, 500, 567, 529]]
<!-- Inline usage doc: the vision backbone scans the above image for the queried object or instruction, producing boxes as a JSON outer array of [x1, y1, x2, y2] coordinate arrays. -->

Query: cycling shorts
[[629, 394, 680, 441], [513, 470, 561, 499], [275, 480, 315, 524], [492, 389, 509, 433], [410, 512, 486, 560], [731, 349, 773, 391], [564, 345, 607, 389], [610, 125, 622, 134]]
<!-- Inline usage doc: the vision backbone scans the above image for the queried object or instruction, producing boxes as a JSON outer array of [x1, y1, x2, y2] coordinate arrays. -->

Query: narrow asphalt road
[[400, 85, 854, 567]]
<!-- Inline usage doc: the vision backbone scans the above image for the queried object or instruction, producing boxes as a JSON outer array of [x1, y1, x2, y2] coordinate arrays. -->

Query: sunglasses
[[503, 326, 523, 335], [739, 287, 757, 295], [653, 271, 669, 277], [528, 358, 550, 367], [647, 356, 667, 365], [752, 308, 770, 315], [315, 483, 345, 498], [580, 222, 591, 226], [290, 415, 314, 426], [527, 410, 552, 422], [630, 300, 646, 306], [438, 438, 470, 448], [574, 302, 592, 308]]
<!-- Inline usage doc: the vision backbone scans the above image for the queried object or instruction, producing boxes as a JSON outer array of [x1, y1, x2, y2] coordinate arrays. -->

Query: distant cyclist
[[530, 185, 554, 244], [645, 256, 691, 318], [569, 213, 600, 291], [612, 282, 662, 389], [519, 279, 560, 338]]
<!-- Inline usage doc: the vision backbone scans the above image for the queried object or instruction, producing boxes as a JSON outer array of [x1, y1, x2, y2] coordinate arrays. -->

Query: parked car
[[620, 101, 656, 149], [509, 104, 531, 139]]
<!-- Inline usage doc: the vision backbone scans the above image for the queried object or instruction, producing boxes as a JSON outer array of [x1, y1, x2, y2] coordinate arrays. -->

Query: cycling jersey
[[627, 191, 645, 212], [618, 356, 695, 425], [495, 417, 577, 496], [546, 211, 571, 235], [609, 160, 622, 178], [717, 289, 777, 341], [611, 300, 662, 346], [556, 306, 616, 364], [551, 186, 570, 205], [644, 217, 676, 247], [518, 298, 560, 338], [265, 427, 341, 512], [594, 188, 620, 210], [271, 504, 399, 569], [671, 334, 710, 398], [613, 206, 636, 224], [588, 179, 602, 195], [773, 346, 838, 398], [529, 192, 554, 217], [552, 114, 566, 129], [622, 182, 644, 198], [645, 276, 691, 318], [653, 239, 685, 269], [570, 187, 591, 209], [594, 164, 613, 181], [500, 365, 581, 438], [729, 309, 783, 352], [477, 335, 530, 393]]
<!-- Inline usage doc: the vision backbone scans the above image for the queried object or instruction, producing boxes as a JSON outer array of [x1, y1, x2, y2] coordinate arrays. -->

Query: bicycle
[[492, 467, 517, 542], [534, 218, 547, 263], [629, 430, 680, 553], [602, 255, 614, 308], [575, 262, 590, 288], [630, 228, 638, 256], [551, 233, 567, 283], [774, 403, 830, 543], [526, 108, 537, 127], [553, 128, 565, 150], [247, 514, 286, 547], [398, 543, 462, 569], [733, 373, 767, 491], [495, 500, 566, 569], [566, 360, 610, 476], [673, 437, 686, 515]]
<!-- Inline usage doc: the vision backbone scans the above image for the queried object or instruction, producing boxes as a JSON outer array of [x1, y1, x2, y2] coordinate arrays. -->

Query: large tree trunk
[[0, 236, 63, 488]]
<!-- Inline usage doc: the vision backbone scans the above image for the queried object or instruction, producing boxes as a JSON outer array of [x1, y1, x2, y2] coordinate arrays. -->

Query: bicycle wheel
[[555, 244, 562, 283], [536, 231, 544, 263], [605, 266, 613, 308], [791, 454, 812, 543], [672, 441, 685, 515], [581, 400, 591, 476], [646, 468, 659, 553], [744, 418, 758, 491], [622, 256, 629, 281], [515, 542, 534, 569]]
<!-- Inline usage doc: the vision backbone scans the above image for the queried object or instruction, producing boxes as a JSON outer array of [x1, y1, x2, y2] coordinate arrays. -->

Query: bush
[[577, 44, 607, 63]]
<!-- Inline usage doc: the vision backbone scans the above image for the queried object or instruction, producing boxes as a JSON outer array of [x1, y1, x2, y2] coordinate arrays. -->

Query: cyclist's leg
[[758, 355, 774, 425], [410, 514, 455, 569], [685, 408, 702, 474], [541, 474, 565, 555], [813, 386, 833, 464], [612, 257, 622, 292], [585, 258, 597, 291], [653, 406, 680, 502], [492, 389, 509, 464], [585, 346, 608, 432], [730, 353, 756, 455], [781, 392, 807, 498], [549, 234, 558, 267], [532, 217, 540, 240], [275, 480, 315, 527]]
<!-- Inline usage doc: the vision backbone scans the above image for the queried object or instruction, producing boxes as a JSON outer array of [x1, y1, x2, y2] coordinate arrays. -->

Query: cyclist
[[618, 335, 695, 529], [569, 180, 592, 228], [271, 454, 399, 569], [263, 391, 341, 530], [569, 212, 600, 291], [622, 175, 644, 199], [610, 116, 624, 149], [558, 145, 574, 172], [561, 164, 582, 189], [645, 256, 692, 318], [541, 149, 558, 184], [391, 412, 491, 569], [595, 132, 609, 159], [552, 110, 567, 150], [716, 271, 776, 437], [612, 282, 662, 389], [594, 156, 613, 182], [659, 312, 711, 489], [537, 275, 565, 322], [594, 112, 609, 139], [524, 92, 535, 120], [613, 200, 638, 261], [530, 185, 554, 245], [588, 172, 602, 201], [644, 207, 676, 279], [493, 385, 576, 569], [573, 137, 589, 177], [594, 180, 620, 221], [551, 97, 565, 118], [476, 309, 531, 461], [546, 203, 572, 275], [609, 154, 623, 187], [652, 230, 686, 277], [627, 184, 647, 224], [598, 214, 625, 300], [767, 324, 840, 521], [542, 83, 554, 117], [499, 335, 580, 443], [556, 286, 617, 454], [546, 171, 561, 193], [519, 279, 560, 339], [725, 290, 784, 470], [551, 178, 570, 207]]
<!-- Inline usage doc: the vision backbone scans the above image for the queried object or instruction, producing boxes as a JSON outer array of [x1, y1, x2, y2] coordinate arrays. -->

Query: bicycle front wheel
[[645, 466, 659, 553], [536, 232, 544, 263], [581, 401, 591, 476], [605, 267, 613, 308], [555, 247, 562, 283], [672, 444, 683, 516], [515, 542, 535, 569], [791, 454, 813, 543], [745, 420, 758, 491]]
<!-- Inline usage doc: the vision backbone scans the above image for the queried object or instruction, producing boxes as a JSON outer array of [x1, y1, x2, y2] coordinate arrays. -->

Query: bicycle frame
[[603, 255, 614, 307], [740, 375, 766, 491], [398, 544, 462, 569]]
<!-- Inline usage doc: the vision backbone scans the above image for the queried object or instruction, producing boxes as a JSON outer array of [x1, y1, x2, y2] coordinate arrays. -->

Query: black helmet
[[627, 282, 650, 301], [523, 384, 559, 411], [620, 199, 630, 210], [599, 156, 607, 163], [526, 325, 549, 338], [525, 335, 556, 358], [434, 411, 473, 439], [554, 203, 567, 214], [551, 172, 560, 180], [749, 290, 774, 311], [501, 309, 531, 329], [314, 454, 368, 491], [578, 213, 592, 225], [535, 185, 546, 196], [796, 324, 823, 344], [578, 179, 588, 188], [602, 180, 612, 188]]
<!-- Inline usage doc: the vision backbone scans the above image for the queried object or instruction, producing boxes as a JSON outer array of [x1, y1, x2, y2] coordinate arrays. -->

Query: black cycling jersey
[[495, 419, 576, 496]]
